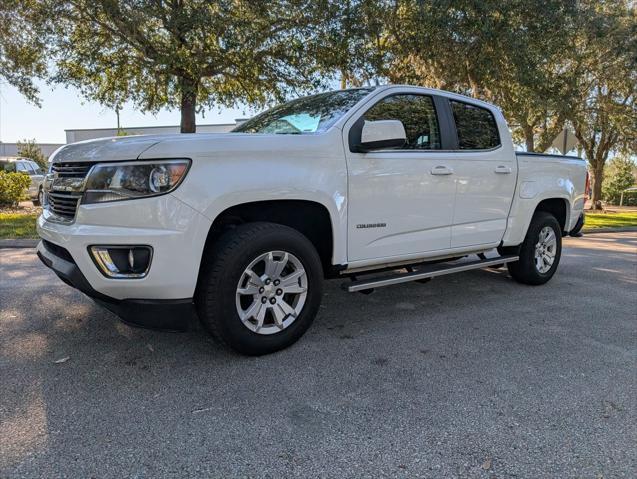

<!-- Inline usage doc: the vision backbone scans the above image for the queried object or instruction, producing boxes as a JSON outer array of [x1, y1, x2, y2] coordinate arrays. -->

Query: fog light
[[89, 246, 152, 278]]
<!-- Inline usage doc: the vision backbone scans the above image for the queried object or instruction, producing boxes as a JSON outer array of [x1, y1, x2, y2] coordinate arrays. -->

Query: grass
[[583, 211, 637, 230], [0, 212, 38, 239]]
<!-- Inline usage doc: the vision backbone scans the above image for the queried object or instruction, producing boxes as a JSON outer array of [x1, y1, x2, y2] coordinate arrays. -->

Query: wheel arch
[[199, 199, 339, 279], [502, 195, 571, 246]]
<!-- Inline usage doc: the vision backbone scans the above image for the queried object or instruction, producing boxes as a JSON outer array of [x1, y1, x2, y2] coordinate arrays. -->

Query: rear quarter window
[[451, 101, 500, 150]]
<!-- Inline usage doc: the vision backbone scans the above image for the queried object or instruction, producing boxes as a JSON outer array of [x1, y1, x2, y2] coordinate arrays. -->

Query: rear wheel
[[196, 222, 323, 355], [507, 212, 562, 285]]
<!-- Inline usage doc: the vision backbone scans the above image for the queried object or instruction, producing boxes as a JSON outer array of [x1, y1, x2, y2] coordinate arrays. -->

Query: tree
[[30, 0, 342, 133], [602, 155, 636, 206], [0, 0, 47, 104], [312, 0, 390, 89], [16, 139, 48, 170], [380, 0, 580, 152], [568, 0, 636, 209]]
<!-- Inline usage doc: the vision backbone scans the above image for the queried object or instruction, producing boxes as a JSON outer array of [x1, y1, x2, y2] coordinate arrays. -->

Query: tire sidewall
[[516, 213, 562, 284], [201, 225, 323, 355]]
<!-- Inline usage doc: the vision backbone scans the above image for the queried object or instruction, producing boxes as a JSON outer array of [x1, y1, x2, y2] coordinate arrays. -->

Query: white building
[[1, 120, 247, 160], [0, 142, 64, 157]]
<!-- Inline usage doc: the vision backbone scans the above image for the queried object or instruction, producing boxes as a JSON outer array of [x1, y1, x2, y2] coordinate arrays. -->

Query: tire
[[196, 222, 323, 355], [507, 211, 562, 285], [33, 187, 43, 206]]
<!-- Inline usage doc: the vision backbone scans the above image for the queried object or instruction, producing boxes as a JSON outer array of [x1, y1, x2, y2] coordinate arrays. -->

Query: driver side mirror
[[354, 120, 407, 152]]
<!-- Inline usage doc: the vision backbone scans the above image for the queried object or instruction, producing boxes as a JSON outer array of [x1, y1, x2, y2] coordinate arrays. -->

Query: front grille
[[47, 162, 93, 221], [47, 191, 83, 220], [50, 162, 93, 178]]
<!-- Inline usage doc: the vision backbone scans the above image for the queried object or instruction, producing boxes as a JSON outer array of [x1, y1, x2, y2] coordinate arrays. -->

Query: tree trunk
[[179, 76, 198, 133], [525, 135, 535, 153], [523, 125, 535, 152], [590, 161, 604, 210], [340, 70, 347, 89]]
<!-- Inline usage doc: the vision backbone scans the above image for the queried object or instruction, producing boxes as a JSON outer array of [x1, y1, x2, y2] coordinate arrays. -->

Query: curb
[[0, 239, 39, 249], [581, 227, 637, 234]]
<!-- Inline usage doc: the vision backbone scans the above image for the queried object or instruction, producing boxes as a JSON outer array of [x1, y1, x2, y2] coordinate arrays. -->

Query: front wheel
[[196, 222, 323, 355], [507, 212, 562, 285]]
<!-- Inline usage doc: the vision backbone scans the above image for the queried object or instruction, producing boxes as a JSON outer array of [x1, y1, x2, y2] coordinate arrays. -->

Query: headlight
[[83, 159, 190, 204]]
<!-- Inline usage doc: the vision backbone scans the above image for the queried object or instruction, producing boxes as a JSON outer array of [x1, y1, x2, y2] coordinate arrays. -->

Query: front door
[[345, 92, 456, 263]]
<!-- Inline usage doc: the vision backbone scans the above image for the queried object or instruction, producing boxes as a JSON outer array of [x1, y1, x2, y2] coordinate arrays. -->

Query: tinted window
[[363, 94, 441, 150], [16, 162, 30, 174], [30, 162, 44, 175], [451, 101, 500, 149]]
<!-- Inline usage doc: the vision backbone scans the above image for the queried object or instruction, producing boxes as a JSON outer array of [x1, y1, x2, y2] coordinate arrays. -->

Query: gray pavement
[[1, 233, 636, 478]]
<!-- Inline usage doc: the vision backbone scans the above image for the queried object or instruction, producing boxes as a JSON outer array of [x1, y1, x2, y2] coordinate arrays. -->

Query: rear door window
[[451, 101, 500, 150]]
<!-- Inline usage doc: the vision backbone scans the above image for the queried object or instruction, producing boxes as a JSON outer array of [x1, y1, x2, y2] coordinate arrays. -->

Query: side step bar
[[345, 255, 519, 293]]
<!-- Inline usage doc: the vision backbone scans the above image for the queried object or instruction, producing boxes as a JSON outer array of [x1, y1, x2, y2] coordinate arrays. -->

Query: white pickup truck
[[37, 85, 587, 355]]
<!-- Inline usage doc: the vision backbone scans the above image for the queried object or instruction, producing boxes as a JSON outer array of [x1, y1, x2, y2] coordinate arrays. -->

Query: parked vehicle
[[37, 86, 587, 355], [0, 157, 46, 205]]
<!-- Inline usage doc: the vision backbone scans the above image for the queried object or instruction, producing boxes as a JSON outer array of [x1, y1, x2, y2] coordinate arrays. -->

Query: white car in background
[[36, 85, 587, 355], [0, 157, 46, 205]]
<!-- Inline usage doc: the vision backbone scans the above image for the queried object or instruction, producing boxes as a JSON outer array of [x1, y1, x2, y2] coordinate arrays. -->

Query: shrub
[[0, 171, 31, 206]]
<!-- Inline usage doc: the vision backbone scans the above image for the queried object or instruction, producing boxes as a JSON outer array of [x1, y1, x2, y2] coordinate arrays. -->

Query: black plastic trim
[[37, 240, 193, 332], [432, 95, 458, 150]]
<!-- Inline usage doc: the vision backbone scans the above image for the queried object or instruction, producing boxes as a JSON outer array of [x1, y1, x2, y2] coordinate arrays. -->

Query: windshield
[[233, 88, 375, 134]]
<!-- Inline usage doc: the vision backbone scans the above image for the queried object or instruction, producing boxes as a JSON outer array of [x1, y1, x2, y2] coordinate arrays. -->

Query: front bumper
[[36, 194, 211, 300], [37, 240, 194, 331]]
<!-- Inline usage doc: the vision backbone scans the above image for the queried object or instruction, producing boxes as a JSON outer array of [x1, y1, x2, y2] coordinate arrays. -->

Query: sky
[[0, 80, 254, 144]]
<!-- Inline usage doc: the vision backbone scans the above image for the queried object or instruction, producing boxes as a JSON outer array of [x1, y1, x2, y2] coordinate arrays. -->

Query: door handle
[[494, 165, 512, 174], [430, 165, 454, 175]]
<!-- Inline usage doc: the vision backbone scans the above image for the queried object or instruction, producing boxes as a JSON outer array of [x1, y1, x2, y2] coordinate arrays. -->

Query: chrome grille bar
[[47, 191, 82, 219], [50, 162, 93, 178]]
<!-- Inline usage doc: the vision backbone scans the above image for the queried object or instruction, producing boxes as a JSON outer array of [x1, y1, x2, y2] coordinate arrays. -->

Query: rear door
[[344, 91, 457, 262], [445, 100, 517, 248]]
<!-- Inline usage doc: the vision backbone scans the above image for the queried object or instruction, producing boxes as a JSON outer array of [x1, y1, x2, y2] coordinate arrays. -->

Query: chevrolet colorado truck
[[37, 85, 587, 355]]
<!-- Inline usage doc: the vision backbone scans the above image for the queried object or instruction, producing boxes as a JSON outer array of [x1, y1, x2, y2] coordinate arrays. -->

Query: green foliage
[[569, 1, 636, 207], [0, 171, 31, 206], [0, 0, 47, 104], [34, 0, 346, 132], [380, 0, 579, 153], [16, 139, 48, 170], [602, 156, 637, 206]]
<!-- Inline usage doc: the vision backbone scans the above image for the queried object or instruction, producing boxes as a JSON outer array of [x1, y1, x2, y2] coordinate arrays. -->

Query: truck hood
[[50, 135, 165, 163], [51, 131, 342, 164]]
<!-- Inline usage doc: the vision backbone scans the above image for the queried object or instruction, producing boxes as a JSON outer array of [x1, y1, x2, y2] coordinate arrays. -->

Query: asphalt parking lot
[[1, 232, 635, 478]]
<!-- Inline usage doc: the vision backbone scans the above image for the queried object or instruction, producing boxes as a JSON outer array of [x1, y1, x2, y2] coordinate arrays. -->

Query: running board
[[345, 255, 519, 293]]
